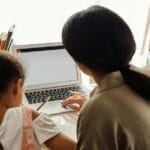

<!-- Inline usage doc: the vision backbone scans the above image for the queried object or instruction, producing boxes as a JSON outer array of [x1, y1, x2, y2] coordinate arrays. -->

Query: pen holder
[[0, 24, 15, 52]]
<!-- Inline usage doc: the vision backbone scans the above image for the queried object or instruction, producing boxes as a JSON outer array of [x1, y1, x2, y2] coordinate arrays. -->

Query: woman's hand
[[62, 91, 87, 112]]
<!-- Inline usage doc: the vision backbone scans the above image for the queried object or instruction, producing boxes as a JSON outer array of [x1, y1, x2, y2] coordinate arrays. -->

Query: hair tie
[[119, 65, 130, 72]]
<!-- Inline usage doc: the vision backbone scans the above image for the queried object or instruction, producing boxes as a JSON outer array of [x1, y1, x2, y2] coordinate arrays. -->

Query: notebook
[[14, 43, 85, 114]]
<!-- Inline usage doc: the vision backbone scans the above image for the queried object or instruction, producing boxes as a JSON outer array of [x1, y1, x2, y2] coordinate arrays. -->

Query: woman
[[62, 5, 150, 150]]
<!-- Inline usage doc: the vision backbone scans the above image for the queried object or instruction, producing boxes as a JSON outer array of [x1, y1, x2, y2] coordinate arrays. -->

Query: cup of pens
[[0, 24, 15, 52]]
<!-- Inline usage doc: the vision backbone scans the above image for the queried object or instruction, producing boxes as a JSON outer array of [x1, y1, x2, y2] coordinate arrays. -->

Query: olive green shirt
[[77, 71, 150, 150]]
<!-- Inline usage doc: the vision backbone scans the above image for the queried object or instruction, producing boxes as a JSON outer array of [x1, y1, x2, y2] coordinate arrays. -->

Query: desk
[[23, 94, 79, 140], [51, 112, 78, 140], [49, 84, 94, 140]]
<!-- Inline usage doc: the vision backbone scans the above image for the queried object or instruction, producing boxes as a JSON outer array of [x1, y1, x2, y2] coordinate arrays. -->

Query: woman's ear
[[76, 62, 92, 76], [13, 79, 23, 95]]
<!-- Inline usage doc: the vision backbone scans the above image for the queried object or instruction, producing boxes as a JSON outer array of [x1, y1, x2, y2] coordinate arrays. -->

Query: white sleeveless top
[[0, 106, 60, 150]]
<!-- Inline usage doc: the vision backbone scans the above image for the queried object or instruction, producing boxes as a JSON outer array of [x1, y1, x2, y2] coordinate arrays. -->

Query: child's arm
[[45, 132, 76, 150], [31, 110, 76, 150]]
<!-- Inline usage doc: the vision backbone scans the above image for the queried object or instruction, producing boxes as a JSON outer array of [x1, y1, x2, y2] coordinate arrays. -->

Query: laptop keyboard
[[25, 86, 82, 104]]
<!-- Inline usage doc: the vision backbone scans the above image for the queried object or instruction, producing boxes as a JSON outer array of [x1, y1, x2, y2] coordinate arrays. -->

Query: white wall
[[0, 0, 149, 61], [98, 0, 150, 67], [0, 0, 97, 44], [0, 0, 149, 85]]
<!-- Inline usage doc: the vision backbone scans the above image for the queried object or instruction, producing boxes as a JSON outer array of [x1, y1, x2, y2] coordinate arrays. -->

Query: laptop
[[14, 42, 85, 114]]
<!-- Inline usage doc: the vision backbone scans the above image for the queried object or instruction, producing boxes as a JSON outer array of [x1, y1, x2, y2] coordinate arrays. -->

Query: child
[[62, 5, 150, 149], [0, 51, 76, 150]]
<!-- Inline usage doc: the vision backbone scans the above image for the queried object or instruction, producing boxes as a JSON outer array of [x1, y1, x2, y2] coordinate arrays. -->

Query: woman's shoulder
[[79, 92, 113, 123]]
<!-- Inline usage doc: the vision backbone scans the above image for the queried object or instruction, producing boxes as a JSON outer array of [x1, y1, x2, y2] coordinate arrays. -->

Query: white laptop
[[14, 43, 85, 114]]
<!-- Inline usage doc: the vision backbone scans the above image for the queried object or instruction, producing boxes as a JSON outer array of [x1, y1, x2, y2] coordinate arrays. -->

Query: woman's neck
[[91, 71, 106, 85]]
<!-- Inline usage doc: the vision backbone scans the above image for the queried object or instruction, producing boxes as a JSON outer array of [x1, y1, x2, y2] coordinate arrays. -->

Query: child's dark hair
[[0, 51, 25, 94], [62, 5, 150, 100]]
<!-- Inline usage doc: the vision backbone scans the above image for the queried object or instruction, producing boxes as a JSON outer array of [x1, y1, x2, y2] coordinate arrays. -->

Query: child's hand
[[62, 91, 87, 112], [31, 109, 40, 120]]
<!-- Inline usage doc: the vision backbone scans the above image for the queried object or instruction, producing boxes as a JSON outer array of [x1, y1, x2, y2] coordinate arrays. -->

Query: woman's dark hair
[[0, 143, 3, 150], [0, 143, 4, 150], [0, 51, 25, 94], [62, 5, 150, 99]]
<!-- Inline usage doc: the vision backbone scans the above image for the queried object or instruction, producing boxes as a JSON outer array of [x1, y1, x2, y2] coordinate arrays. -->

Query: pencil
[[36, 96, 51, 111], [5, 24, 15, 51]]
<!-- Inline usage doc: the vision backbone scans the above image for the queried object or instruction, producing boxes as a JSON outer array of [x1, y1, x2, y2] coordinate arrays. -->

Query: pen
[[5, 24, 15, 51], [36, 96, 51, 111]]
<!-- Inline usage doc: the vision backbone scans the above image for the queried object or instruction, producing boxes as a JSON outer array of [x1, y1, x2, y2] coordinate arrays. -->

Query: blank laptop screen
[[18, 48, 78, 86]]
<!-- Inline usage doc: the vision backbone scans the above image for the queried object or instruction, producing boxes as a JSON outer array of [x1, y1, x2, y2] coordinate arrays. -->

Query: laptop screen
[[18, 46, 78, 86]]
